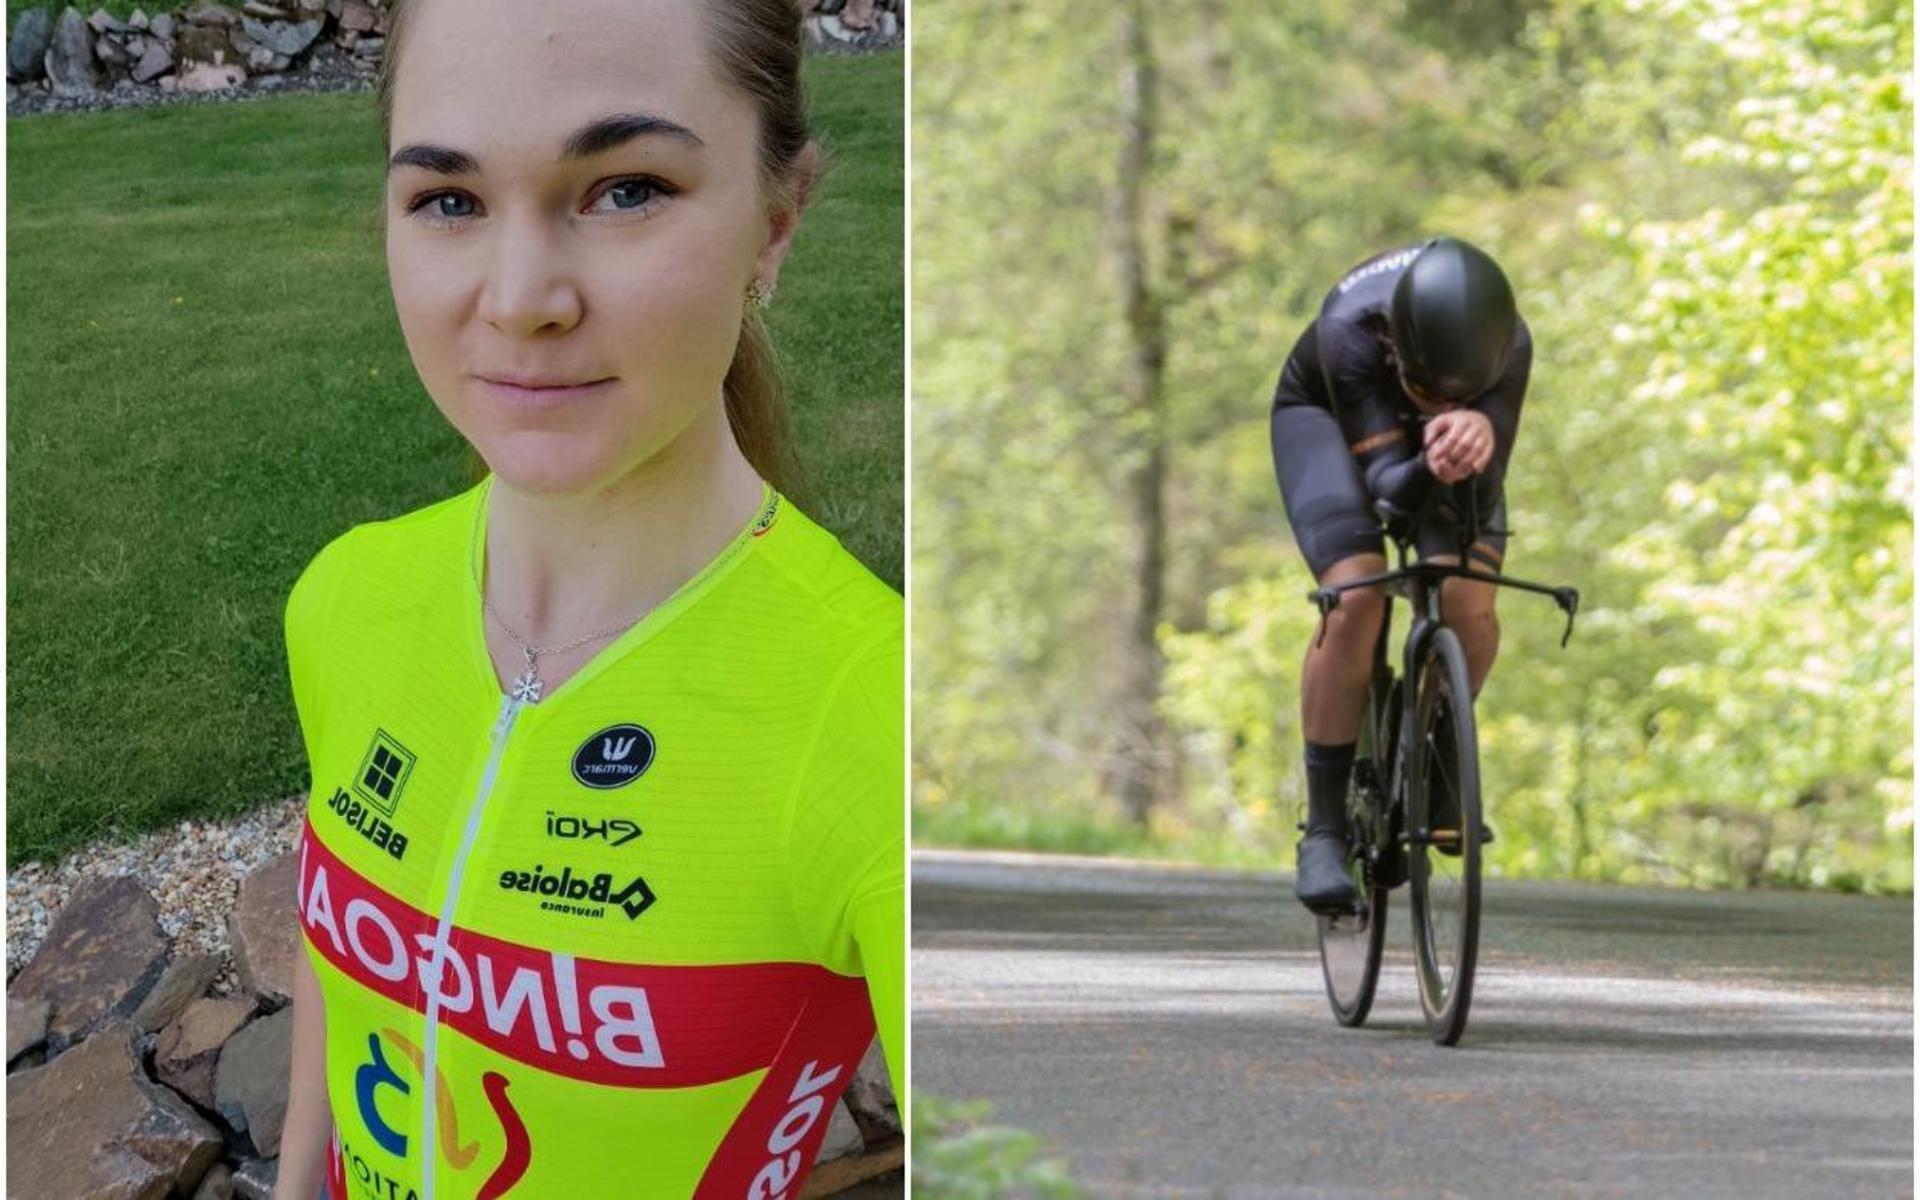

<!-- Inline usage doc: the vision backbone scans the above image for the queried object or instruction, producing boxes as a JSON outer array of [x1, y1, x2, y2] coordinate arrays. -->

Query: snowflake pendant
[[511, 669, 544, 704]]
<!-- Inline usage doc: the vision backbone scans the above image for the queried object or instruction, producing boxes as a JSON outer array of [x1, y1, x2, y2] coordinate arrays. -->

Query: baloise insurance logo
[[571, 724, 655, 790], [498, 863, 657, 922]]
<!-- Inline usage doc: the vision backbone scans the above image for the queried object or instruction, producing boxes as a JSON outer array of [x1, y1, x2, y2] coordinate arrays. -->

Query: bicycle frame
[[1304, 474, 1582, 841]]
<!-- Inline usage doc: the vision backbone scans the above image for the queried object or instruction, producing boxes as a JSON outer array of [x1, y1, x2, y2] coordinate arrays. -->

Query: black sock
[[1304, 740, 1357, 837]]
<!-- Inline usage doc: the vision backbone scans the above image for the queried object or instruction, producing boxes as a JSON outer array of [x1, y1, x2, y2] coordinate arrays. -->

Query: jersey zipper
[[418, 689, 527, 1200]]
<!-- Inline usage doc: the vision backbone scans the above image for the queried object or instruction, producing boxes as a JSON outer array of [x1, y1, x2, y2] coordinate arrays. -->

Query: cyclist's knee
[[1324, 583, 1386, 642]]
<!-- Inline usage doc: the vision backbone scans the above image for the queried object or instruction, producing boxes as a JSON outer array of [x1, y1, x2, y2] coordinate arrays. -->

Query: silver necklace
[[470, 487, 651, 704]]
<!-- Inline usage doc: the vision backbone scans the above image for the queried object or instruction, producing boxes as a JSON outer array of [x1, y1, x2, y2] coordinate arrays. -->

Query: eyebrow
[[387, 112, 706, 176]]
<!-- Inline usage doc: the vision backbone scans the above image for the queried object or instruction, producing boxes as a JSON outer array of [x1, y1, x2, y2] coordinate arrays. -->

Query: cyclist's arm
[[1314, 317, 1440, 514], [787, 629, 905, 1108], [1468, 318, 1532, 487], [270, 946, 330, 1200]]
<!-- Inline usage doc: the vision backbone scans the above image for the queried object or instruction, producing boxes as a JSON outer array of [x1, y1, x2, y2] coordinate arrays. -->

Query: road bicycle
[[1304, 462, 1580, 1045]]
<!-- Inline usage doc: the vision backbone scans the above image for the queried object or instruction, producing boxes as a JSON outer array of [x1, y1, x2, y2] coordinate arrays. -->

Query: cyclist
[[273, 2, 901, 1198], [1268, 236, 1532, 911]]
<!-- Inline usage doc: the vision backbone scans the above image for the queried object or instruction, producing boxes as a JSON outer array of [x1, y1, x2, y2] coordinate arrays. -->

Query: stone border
[[6, 1, 903, 120]]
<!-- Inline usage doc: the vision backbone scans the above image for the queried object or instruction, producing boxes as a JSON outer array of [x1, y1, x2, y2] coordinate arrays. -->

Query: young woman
[[1269, 236, 1531, 911], [273, 1, 902, 1196]]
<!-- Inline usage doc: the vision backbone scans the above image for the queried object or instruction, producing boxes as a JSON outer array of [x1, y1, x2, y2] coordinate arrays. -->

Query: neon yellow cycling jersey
[[284, 475, 902, 1200]]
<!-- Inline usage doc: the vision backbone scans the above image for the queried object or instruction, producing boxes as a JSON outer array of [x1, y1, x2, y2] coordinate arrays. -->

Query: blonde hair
[[373, 0, 814, 501]]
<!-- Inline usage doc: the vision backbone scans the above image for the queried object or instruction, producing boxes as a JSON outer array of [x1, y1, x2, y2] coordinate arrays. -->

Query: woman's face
[[384, 0, 793, 495]]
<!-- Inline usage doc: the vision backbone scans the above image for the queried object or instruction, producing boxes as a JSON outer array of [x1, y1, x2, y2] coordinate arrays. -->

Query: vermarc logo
[[571, 724, 655, 790]]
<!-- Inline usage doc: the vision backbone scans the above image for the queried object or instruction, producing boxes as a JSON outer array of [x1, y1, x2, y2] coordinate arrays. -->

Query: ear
[[752, 142, 820, 289]]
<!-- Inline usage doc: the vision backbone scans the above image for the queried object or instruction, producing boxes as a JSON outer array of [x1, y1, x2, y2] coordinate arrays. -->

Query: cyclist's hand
[[1423, 409, 1494, 484]]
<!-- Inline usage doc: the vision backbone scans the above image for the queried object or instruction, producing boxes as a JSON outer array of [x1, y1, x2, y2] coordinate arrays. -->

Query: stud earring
[[747, 279, 776, 309]]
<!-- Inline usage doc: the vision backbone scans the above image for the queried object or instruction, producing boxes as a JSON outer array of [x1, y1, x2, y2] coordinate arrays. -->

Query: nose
[[476, 218, 585, 336]]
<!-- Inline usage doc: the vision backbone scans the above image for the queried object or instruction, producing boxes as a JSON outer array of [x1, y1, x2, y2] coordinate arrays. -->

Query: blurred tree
[[913, 0, 1912, 892]]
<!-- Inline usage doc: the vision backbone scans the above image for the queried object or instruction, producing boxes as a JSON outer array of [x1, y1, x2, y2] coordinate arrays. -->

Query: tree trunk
[[1110, 0, 1170, 825]]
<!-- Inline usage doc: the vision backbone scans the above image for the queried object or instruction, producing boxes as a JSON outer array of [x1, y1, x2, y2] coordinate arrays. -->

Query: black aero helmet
[[1388, 236, 1518, 401]]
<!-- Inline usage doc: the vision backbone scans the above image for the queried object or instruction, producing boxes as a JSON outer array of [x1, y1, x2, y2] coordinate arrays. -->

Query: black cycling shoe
[[1294, 829, 1359, 911]]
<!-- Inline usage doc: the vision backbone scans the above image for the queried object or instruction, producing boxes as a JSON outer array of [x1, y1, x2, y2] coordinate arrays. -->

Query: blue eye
[[405, 176, 677, 226], [583, 175, 675, 215]]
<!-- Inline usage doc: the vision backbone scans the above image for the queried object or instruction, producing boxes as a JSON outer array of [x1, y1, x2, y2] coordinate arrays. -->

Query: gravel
[[6, 793, 307, 994]]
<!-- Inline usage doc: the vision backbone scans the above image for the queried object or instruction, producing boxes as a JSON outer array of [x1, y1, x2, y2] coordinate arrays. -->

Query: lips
[[480, 372, 611, 390], [478, 375, 615, 412]]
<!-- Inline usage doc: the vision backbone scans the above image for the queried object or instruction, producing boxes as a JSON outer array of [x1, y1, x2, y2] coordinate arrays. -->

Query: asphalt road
[[912, 849, 1914, 1199]]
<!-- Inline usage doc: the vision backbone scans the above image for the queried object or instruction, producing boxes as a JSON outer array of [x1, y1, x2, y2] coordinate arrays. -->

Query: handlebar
[[1309, 566, 1581, 649]]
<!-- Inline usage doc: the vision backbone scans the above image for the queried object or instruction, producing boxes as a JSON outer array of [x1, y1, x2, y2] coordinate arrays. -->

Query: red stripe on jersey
[[298, 818, 871, 1090], [694, 965, 876, 1198]]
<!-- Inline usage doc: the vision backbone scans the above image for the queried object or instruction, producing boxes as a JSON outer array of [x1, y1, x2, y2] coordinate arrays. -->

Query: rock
[[841, 0, 876, 31], [185, 1, 242, 27], [231, 850, 300, 1004], [6, 1022, 223, 1199], [177, 60, 245, 90], [349, 34, 381, 59], [241, 15, 320, 57], [337, 0, 376, 31], [192, 1161, 234, 1200], [44, 6, 102, 96], [156, 995, 255, 1107], [241, 0, 291, 16], [86, 7, 127, 35], [9, 875, 168, 1051], [215, 1007, 293, 1157], [7, 7, 55, 81], [844, 1037, 898, 1132], [130, 38, 171, 82], [232, 1156, 277, 1200], [6, 996, 49, 1064], [152, 11, 176, 38], [877, 9, 899, 39], [132, 953, 223, 1034], [93, 31, 128, 66], [176, 22, 236, 66], [128, 7, 150, 30], [816, 1098, 864, 1162]]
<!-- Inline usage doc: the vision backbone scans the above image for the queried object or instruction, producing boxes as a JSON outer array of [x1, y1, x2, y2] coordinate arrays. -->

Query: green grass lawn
[[6, 52, 902, 865]]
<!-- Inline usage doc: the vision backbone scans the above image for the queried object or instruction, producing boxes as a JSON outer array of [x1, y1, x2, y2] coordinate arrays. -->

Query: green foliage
[[914, 0, 1911, 892], [911, 1096, 1083, 1199]]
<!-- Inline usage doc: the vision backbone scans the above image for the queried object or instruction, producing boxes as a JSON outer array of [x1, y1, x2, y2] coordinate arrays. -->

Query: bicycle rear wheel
[[1407, 627, 1482, 1046], [1315, 672, 1391, 1026]]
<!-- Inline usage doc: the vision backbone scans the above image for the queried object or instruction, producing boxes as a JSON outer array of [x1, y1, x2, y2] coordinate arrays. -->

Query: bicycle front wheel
[[1407, 626, 1482, 1046]]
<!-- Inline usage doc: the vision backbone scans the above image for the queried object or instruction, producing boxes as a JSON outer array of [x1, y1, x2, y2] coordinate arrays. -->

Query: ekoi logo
[[351, 1026, 531, 1200]]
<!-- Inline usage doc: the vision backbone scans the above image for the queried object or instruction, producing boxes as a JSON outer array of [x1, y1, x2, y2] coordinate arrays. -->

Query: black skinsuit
[[1270, 242, 1532, 577]]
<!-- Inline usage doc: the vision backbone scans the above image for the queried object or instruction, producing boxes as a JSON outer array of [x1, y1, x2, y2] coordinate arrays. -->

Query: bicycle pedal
[[1423, 825, 1496, 853]]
